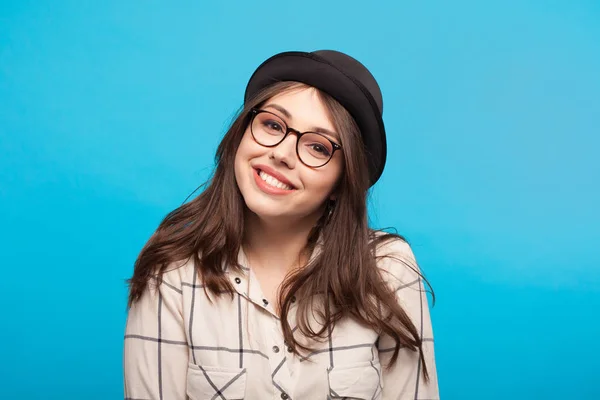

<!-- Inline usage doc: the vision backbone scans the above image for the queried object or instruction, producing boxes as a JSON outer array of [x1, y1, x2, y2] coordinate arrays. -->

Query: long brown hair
[[127, 81, 434, 380]]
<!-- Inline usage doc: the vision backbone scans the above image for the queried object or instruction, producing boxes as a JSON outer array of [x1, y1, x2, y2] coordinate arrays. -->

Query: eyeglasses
[[249, 108, 342, 168]]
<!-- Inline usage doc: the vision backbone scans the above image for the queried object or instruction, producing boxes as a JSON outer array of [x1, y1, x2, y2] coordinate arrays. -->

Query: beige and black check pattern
[[124, 238, 439, 399]]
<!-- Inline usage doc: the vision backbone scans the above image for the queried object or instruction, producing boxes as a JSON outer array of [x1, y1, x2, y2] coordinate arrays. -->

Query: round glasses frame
[[248, 108, 342, 168]]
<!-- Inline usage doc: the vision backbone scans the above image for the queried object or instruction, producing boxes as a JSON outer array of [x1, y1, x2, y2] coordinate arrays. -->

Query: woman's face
[[234, 87, 344, 225]]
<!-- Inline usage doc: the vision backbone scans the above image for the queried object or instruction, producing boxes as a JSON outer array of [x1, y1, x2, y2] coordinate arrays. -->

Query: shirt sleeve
[[377, 238, 440, 400], [124, 265, 190, 400]]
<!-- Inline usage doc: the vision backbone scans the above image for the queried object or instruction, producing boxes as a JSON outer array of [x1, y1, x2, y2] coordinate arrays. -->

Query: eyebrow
[[264, 103, 340, 142]]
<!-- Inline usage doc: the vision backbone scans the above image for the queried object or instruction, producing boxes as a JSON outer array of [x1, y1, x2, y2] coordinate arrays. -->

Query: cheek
[[236, 129, 263, 161], [234, 132, 252, 182], [234, 130, 268, 191], [302, 164, 343, 197], [235, 131, 253, 166]]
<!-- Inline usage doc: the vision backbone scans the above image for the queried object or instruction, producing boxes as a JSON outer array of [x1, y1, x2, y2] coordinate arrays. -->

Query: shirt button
[[234, 277, 241, 284], [262, 299, 269, 306], [272, 345, 280, 353], [280, 393, 289, 399], [287, 346, 293, 353]]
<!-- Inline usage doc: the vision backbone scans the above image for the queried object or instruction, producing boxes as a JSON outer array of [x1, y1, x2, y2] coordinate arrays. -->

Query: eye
[[309, 143, 332, 157], [263, 119, 285, 133]]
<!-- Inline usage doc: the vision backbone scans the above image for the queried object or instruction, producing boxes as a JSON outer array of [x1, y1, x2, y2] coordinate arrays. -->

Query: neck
[[242, 210, 318, 273]]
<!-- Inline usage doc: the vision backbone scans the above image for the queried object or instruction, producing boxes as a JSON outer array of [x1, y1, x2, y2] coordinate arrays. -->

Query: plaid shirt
[[124, 238, 439, 400]]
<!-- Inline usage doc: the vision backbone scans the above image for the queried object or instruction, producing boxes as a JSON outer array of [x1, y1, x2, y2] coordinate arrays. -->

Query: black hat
[[244, 50, 386, 186]]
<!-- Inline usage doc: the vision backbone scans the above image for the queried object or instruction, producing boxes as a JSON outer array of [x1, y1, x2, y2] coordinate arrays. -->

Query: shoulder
[[151, 255, 197, 291], [371, 231, 422, 289]]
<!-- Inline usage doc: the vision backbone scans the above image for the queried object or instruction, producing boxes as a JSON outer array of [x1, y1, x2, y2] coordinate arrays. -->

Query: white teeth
[[258, 170, 293, 190]]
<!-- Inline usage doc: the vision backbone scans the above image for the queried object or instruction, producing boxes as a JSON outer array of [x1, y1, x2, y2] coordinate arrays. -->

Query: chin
[[238, 177, 322, 223], [243, 196, 286, 219]]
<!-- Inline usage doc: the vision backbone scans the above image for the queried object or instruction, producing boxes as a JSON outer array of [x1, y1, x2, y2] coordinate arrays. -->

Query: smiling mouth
[[254, 168, 296, 191]]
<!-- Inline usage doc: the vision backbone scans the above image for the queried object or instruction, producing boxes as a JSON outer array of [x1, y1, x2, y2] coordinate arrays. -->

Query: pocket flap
[[328, 361, 381, 399], [187, 363, 247, 400]]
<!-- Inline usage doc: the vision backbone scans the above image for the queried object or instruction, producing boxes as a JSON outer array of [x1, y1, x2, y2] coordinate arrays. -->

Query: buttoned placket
[[228, 266, 295, 399]]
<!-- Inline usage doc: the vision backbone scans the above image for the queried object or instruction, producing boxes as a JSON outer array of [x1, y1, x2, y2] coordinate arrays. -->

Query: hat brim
[[244, 51, 386, 186]]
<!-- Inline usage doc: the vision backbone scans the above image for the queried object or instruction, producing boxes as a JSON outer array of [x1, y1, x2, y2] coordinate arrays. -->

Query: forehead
[[263, 87, 335, 131]]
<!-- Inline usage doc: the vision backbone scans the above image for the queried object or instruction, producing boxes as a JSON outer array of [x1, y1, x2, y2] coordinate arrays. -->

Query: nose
[[271, 133, 298, 169]]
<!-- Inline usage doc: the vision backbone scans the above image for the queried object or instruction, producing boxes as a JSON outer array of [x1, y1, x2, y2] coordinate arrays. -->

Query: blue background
[[1, 1, 599, 398]]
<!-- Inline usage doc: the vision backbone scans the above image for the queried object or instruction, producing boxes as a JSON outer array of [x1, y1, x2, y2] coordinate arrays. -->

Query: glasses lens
[[298, 133, 334, 166], [252, 112, 286, 146]]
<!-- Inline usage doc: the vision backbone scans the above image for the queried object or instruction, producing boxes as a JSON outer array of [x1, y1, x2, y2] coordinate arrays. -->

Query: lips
[[252, 168, 296, 195], [253, 164, 297, 189]]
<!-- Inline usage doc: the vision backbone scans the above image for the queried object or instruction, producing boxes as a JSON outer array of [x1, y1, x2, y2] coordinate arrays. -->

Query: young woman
[[124, 50, 439, 400]]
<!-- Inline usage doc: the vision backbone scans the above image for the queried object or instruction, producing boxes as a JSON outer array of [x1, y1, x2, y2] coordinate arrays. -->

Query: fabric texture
[[123, 238, 439, 400], [244, 50, 387, 187]]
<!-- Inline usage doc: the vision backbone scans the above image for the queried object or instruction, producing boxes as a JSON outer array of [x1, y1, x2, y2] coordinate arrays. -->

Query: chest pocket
[[186, 363, 247, 400], [327, 361, 382, 400]]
